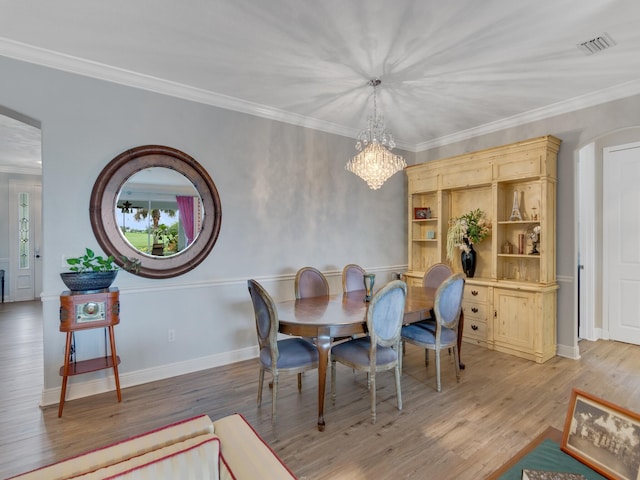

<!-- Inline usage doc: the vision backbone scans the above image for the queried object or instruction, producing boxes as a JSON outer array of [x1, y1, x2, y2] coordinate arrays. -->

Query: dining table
[[276, 286, 464, 431]]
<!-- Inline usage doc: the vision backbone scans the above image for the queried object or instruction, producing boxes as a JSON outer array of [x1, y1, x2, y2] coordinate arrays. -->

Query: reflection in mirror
[[90, 145, 222, 279], [116, 168, 203, 257]]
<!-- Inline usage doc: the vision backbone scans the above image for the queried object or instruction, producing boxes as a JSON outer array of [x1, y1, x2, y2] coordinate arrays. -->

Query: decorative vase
[[60, 271, 118, 293], [460, 241, 476, 278], [363, 273, 375, 302]]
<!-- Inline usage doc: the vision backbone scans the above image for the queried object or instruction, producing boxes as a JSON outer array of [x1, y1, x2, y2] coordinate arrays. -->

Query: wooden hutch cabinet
[[404, 135, 560, 363]]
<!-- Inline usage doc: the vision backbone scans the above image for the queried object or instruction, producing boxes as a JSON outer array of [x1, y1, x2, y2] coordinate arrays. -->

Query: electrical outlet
[[168, 329, 176, 342]]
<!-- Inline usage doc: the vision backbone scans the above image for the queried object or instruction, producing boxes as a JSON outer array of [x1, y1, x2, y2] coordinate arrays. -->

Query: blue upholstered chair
[[247, 279, 319, 423], [401, 273, 464, 392], [415, 263, 453, 364], [342, 263, 366, 293], [295, 266, 329, 299], [330, 280, 407, 424]]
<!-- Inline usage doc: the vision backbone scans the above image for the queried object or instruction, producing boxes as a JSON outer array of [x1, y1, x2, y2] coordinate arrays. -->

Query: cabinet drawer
[[464, 285, 488, 303], [462, 301, 488, 321], [463, 319, 487, 340]]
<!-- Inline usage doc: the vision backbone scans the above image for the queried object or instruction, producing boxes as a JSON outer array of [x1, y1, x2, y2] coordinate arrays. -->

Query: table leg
[[458, 310, 465, 370], [58, 332, 73, 417], [108, 326, 122, 402], [315, 329, 331, 431]]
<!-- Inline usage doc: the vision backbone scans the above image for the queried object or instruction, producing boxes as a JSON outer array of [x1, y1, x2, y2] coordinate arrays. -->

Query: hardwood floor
[[1, 300, 640, 479]]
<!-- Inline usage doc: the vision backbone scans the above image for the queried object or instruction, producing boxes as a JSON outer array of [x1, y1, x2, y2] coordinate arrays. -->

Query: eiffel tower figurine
[[509, 190, 522, 221]]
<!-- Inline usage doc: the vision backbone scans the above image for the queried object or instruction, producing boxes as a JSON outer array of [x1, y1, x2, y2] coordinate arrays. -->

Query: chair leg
[[370, 371, 377, 424], [257, 369, 265, 406], [435, 349, 442, 392], [271, 374, 278, 424], [453, 346, 461, 383], [331, 359, 337, 403], [394, 364, 402, 412], [297, 372, 302, 392], [424, 349, 429, 367]]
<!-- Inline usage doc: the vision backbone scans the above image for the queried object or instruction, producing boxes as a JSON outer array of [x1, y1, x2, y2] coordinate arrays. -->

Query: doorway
[[577, 129, 640, 347], [0, 111, 42, 302]]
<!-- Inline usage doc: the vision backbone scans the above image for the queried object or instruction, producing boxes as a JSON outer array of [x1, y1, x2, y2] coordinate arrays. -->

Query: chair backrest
[[295, 267, 329, 299], [342, 264, 366, 293], [367, 280, 407, 349], [423, 263, 453, 289], [247, 279, 279, 358], [433, 273, 465, 330]]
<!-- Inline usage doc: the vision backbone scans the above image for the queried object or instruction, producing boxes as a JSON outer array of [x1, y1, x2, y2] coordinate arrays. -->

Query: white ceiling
[[2, 0, 640, 173]]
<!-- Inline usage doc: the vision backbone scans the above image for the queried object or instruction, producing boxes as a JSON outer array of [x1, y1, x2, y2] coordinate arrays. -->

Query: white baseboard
[[556, 343, 580, 360], [41, 345, 259, 406]]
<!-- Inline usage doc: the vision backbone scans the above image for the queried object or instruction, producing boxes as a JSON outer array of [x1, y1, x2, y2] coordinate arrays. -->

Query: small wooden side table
[[58, 288, 122, 417]]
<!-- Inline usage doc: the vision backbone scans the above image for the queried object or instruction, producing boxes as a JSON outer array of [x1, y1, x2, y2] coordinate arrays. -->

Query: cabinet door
[[493, 288, 535, 352]]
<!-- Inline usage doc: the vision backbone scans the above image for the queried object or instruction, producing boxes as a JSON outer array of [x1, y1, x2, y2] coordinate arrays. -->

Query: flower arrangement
[[446, 209, 491, 262]]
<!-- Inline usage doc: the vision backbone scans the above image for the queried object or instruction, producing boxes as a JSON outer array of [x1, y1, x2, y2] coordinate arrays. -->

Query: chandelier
[[345, 79, 406, 190]]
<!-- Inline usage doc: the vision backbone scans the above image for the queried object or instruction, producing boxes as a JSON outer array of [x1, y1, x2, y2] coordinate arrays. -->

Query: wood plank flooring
[[1, 300, 640, 479]]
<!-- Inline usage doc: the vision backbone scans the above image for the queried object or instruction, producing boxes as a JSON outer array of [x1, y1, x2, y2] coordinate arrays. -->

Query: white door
[[9, 181, 42, 301], [603, 142, 640, 345]]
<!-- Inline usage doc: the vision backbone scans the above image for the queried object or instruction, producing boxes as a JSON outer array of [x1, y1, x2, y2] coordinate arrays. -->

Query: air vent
[[577, 32, 616, 55]]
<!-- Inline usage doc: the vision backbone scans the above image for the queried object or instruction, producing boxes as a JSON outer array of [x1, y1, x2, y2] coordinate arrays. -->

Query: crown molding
[[0, 165, 41, 175], [0, 38, 358, 139], [2, 37, 639, 154], [416, 78, 640, 151]]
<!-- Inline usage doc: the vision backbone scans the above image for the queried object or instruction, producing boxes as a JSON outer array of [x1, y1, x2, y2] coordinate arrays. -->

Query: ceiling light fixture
[[345, 79, 406, 190]]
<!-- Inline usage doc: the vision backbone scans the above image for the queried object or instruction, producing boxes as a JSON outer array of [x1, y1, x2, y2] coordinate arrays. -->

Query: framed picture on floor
[[561, 388, 640, 480]]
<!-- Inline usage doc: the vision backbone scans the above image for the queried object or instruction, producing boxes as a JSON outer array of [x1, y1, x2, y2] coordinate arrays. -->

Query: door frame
[[576, 143, 598, 341]]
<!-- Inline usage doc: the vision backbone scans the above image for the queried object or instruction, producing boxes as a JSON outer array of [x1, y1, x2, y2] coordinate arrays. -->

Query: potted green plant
[[60, 248, 140, 292]]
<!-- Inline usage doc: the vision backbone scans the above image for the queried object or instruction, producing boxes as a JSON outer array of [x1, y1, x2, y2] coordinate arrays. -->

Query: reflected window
[[116, 168, 203, 257]]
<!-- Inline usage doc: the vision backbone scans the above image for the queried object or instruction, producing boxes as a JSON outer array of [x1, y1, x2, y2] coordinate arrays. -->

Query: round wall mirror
[[90, 145, 222, 279]]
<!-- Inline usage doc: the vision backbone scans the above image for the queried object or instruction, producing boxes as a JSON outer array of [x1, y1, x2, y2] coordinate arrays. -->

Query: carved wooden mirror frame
[[90, 145, 222, 279]]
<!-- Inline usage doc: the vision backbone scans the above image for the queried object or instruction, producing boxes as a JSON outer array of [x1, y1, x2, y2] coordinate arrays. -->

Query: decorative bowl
[[60, 271, 118, 293]]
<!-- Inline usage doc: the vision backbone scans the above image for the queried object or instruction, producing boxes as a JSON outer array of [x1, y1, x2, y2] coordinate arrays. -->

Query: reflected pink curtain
[[176, 196, 195, 244]]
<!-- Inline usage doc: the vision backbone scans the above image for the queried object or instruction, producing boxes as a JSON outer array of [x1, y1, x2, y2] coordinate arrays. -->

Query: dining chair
[[295, 266, 330, 299], [330, 279, 407, 424], [247, 279, 319, 423], [418, 263, 453, 326], [423, 263, 453, 290], [342, 263, 366, 293], [401, 273, 465, 392], [416, 263, 454, 364]]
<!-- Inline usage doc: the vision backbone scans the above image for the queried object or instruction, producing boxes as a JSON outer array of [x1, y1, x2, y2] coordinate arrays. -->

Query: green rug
[[497, 439, 607, 480]]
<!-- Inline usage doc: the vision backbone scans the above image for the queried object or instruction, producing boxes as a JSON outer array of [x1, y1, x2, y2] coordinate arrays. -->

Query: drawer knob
[[471, 324, 479, 331], [471, 290, 479, 296], [471, 307, 479, 313]]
